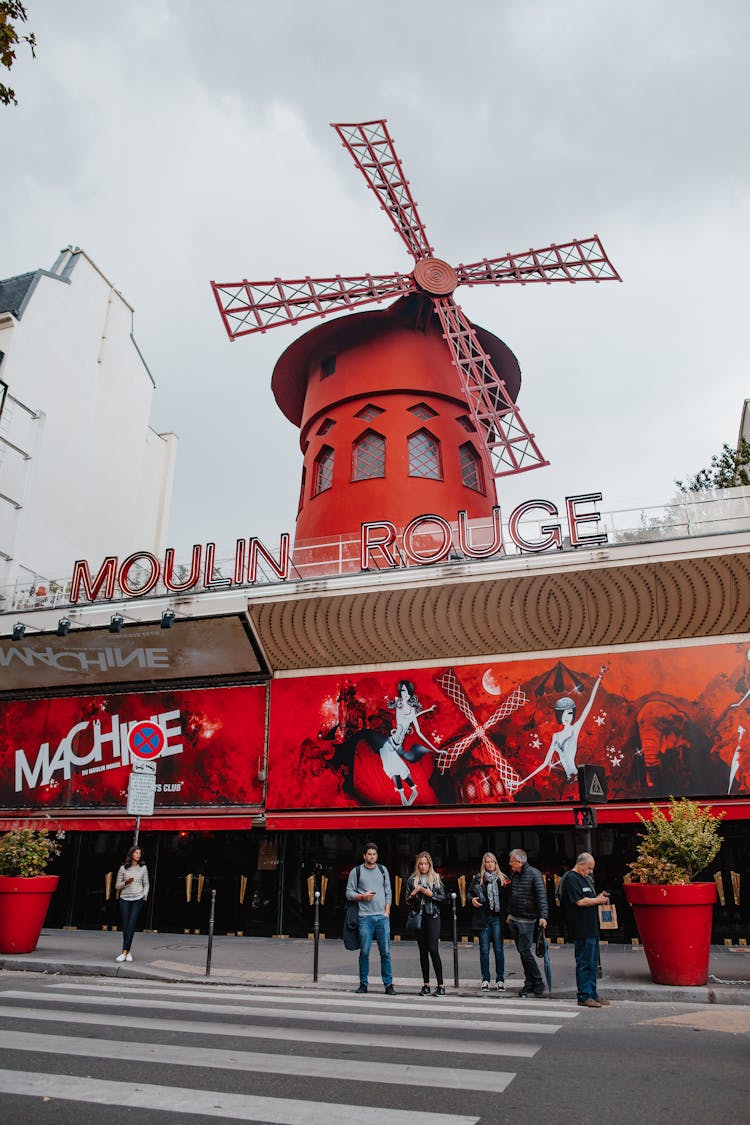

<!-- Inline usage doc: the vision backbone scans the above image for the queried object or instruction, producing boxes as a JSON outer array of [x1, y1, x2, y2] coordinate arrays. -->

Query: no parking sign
[[127, 720, 166, 761]]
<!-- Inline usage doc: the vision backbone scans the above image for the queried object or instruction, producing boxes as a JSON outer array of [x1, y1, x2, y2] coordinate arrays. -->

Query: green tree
[[676, 438, 750, 493], [1, 1, 36, 107]]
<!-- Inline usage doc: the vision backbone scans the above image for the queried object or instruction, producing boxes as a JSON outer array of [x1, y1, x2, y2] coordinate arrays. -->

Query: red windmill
[[211, 119, 620, 553]]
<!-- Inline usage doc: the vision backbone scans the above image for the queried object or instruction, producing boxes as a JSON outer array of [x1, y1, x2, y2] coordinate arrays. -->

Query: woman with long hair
[[115, 844, 149, 962], [365, 680, 438, 806], [469, 852, 510, 990], [405, 850, 447, 995]]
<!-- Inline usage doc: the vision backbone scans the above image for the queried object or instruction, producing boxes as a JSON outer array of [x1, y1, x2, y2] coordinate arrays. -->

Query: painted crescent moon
[[482, 668, 502, 696]]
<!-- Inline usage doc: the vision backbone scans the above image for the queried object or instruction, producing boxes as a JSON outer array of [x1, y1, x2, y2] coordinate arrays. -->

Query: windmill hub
[[413, 257, 458, 296]]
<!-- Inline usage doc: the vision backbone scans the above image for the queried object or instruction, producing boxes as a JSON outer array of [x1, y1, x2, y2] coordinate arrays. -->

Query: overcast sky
[[3, 1, 748, 557]]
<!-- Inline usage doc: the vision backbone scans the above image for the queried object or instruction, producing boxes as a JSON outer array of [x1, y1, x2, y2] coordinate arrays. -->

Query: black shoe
[[384, 984, 396, 995], [419, 984, 431, 996], [518, 987, 532, 997], [433, 985, 445, 996], [532, 988, 546, 998], [355, 983, 368, 994]]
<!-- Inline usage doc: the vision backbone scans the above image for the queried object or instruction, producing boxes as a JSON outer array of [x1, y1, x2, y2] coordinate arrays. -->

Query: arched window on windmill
[[352, 429, 386, 481], [408, 428, 442, 480], [459, 441, 485, 494], [312, 445, 335, 496]]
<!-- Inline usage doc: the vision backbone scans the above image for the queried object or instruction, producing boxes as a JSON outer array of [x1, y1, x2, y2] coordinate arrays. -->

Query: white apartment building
[[0, 247, 177, 608]]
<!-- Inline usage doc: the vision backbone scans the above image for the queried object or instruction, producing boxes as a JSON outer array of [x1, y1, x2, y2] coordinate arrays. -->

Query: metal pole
[[146, 833, 160, 932], [205, 889, 216, 977], [451, 892, 459, 989], [133, 817, 141, 849], [313, 890, 321, 982]]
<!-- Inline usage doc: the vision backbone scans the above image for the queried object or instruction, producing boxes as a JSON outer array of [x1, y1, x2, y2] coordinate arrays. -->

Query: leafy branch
[[0, 1, 36, 108]]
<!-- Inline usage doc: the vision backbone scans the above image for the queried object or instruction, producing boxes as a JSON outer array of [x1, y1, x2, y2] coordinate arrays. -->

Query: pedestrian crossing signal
[[573, 806, 597, 829]]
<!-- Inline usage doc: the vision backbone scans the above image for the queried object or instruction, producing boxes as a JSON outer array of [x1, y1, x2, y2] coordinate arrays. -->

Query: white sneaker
[[116, 953, 126, 963], [495, 981, 506, 991], [481, 980, 490, 991], [125, 953, 133, 962]]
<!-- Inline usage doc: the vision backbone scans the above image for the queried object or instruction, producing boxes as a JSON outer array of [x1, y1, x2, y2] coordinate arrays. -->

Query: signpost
[[127, 720, 166, 846]]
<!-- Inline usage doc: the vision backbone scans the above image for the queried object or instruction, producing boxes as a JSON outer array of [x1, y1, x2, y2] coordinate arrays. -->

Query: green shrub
[[0, 827, 64, 877], [628, 798, 723, 884]]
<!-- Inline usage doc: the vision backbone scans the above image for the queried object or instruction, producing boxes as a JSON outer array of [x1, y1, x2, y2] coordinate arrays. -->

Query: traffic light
[[573, 806, 597, 829]]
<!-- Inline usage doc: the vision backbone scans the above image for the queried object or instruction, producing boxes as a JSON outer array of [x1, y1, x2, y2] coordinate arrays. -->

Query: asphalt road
[[0, 971, 747, 1124]]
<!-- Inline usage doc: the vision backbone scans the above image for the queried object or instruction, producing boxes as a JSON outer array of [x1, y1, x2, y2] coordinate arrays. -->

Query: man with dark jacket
[[561, 852, 611, 1008], [507, 848, 549, 997]]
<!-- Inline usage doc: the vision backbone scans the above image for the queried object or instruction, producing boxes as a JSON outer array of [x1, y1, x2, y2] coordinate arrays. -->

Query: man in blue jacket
[[346, 842, 394, 995], [507, 848, 548, 997]]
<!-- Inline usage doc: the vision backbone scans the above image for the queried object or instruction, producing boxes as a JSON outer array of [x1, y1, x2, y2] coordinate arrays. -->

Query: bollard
[[451, 892, 459, 988], [313, 890, 321, 982], [205, 889, 216, 977]]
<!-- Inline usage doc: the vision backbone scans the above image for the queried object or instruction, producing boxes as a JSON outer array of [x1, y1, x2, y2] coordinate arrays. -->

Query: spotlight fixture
[[11, 623, 26, 641], [161, 610, 175, 629], [109, 613, 125, 633], [56, 618, 71, 637]]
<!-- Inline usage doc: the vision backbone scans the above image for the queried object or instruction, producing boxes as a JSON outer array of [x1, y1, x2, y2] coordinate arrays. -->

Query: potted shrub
[[0, 826, 64, 954], [624, 798, 723, 986]]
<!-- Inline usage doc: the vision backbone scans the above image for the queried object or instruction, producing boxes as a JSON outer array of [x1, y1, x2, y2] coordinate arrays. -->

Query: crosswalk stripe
[[0, 1004, 540, 1058], [1, 990, 562, 1034], [0, 1029, 515, 1092], [0, 1069, 480, 1124], [47, 981, 579, 1018]]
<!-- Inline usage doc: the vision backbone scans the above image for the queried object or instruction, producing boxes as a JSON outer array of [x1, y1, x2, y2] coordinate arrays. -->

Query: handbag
[[598, 902, 618, 930], [535, 926, 547, 958], [342, 900, 361, 950], [405, 908, 423, 933]]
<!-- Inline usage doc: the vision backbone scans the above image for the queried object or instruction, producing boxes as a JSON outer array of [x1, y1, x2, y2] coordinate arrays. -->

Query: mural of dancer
[[363, 680, 438, 805], [522, 666, 607, 785]]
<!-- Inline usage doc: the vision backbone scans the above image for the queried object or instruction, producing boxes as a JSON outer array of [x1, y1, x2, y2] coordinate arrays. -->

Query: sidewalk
[[2, 929, 750, 1004]]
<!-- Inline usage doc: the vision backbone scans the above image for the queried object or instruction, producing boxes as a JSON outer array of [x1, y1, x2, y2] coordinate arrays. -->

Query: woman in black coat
[[406, 851, 447, 996]]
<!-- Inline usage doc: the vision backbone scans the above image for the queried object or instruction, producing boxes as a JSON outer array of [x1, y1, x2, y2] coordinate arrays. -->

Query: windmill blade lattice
[[212, 272, 416, 339], [332, 119, 433, 261], [433, 297, 548, 476], [434, 668, 526, 795], [456, 237, 620, 287]]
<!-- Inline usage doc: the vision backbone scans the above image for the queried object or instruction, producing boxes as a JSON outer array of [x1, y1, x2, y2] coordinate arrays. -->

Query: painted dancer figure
[[367, 680, 438, 806], [729, 650, 750, 711], [523, 667, 606, 786]]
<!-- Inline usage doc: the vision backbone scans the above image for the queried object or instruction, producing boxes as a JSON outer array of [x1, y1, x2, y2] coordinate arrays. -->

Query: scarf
[[485, 870, 500, 912]]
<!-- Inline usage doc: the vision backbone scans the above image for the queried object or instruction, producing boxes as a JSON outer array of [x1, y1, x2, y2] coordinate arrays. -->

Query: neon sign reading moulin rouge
[[69, 492, 606, 604]]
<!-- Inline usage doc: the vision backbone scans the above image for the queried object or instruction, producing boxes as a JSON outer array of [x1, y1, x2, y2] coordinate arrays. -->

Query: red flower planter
[[624, 882, 717, 986], [0, 875, 60, 954]]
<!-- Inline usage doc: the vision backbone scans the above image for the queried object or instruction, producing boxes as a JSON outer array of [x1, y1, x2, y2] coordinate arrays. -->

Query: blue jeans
[[508, 918, 543, 992], [119, 898, 144, 952], [479, 913, 505, 983], [358, 913, 393, 987], [574, 936, 599, 1002]]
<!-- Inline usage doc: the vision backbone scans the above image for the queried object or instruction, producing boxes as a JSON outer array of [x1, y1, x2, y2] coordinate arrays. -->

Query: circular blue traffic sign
[[128, 720, 166, 760]]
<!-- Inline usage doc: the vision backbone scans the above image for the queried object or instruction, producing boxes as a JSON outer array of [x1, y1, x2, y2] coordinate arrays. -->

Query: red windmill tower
[[211, 119, 620, 562]]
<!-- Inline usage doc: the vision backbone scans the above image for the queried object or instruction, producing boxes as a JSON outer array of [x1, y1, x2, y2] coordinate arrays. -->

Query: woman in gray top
[[115, 845, 149, 962]]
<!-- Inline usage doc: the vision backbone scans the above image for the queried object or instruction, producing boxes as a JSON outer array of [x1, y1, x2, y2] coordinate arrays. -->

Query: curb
[[1, 956, 749, 1004]]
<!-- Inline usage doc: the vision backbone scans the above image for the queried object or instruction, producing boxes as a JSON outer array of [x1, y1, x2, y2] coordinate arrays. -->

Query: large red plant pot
[[624, 882, 717, 986], [0, 875, 59, 954]]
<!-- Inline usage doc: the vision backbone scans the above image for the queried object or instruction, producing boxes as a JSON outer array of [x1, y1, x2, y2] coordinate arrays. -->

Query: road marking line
[[0, 1069, 479, 1124], [46, 981, 579, 1018], [0, 990, 561, 1034], [0, 1003, 540, 1057], [0, 1029, 515, 1092]]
